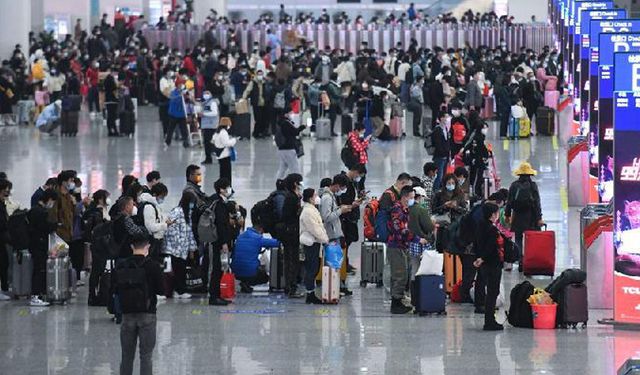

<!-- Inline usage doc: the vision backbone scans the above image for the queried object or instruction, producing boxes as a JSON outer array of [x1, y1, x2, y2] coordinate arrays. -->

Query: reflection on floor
[[0, 108, 633, 374]]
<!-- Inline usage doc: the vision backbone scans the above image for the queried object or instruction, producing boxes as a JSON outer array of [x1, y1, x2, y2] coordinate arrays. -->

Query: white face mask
[[481, 128, 488, 135], [354, 176, 362, 183], [131, 206, 138, 216], [314, 196, 321, 205], [451, 110, 461, 117], [225, 187, 233, 197], [203, 94, 212, 101], [106, 197, 112, 206]]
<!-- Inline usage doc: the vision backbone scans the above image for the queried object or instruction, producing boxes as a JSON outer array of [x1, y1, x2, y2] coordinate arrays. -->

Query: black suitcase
[[61, 111, 79, 136], [119, 111, 135, 136], [536, 106, 555, 136], [341, 114, 353, 135], [269, 247, 286, 292], [62, 95, 82, 112], [231, 113, 251, 139]]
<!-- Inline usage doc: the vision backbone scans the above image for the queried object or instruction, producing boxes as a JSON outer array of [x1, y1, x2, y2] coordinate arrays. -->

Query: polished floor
[[0, 108, 634, 374]]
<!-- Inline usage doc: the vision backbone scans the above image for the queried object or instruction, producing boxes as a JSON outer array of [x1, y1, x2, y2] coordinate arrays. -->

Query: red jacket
[[86, 67, 99, 86]]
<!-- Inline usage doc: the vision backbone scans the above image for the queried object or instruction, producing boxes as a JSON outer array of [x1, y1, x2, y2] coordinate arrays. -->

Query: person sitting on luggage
[[35, 100, 62, 134], [420, 162, 438, 216], [299, 188, 330, 304], [432, 174, 468, 223], [319, 174, 357, 297], [473, 202, 505, 331], [232, 210, 281, 293], [28, 188, 59, 307], [116, 232, 164, 375], [504, 162, 544, 272], [386, 185, 416, 314], [407, 186, 435, 302]]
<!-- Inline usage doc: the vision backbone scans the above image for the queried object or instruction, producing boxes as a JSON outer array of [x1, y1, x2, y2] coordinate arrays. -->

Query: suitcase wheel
[[360, 280, 368, 287]]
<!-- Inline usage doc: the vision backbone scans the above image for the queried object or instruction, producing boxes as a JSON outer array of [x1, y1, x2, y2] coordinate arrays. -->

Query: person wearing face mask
[[338, 164, 367, 275], [407, 186, 435, 302], [432, 112, 451, 190], [200, 91, 219, 165], [275, 111, 305, 180], [387, 186, 417, 314], [85, 60, 101, 117], [112, 196, 146, 260], [242, 70, 268, 138], [453, 167, 471, 200], [183, 165, 207, 207], [473, 203, 505, 331], [50, 170, 78, 248], [164, 192, 199, 300], [449, 104, 470, 156], [158, 69, 176, 138], [212, 117, 237, 184], [319, 174, 355, 296], [521, 73, 543, 121], [165, 82, 190, 148], [420, 162, 438, 216], [137, 183, 170, 260], [465, 71, 484, 112], [432, 174, 468, 223], [299, 188, 330, 304], [84, 190, 112, 305]]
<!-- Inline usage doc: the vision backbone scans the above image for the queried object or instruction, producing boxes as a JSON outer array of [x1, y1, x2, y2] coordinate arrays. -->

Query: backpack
[[32, 62, 45, 81], [451, 121, 467, 144], [340, 141, 359, 169], [273, 91, 286, 110], [116, 258, 150, 314], [251, 191, 286, 234], [363, 198, 379, 241], [544, 268, 587, 299], [274, 123, 286, 148], [92, 222, 121, 259], [374, 189, 397, 242], [512, 183, 535, 212], [506, 280, 535, 328], [446, 213, 475, 255], [196, 200, 220, 244], [424, 129, 435, 155], [133, 202, 158, 228], [8, 209, 30, 250]]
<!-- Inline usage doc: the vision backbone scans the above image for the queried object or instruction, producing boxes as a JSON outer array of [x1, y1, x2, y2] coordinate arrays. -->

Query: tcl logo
[[622, 287, 640, 294]]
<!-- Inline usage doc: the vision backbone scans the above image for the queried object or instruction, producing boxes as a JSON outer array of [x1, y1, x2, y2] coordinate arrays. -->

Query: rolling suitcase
[[321, 266, 340, 304], [444, 253, 462, 293], [269, 247, 286, 292], [60, 111, 79, 136], [231, 112, 251, 139], [119, 111, 135, 136], [544, 90, 560, 110], [481, 96, 495, 119], [47, 256, 71, 304], [62, 95, 82, 112], [17, 100, 35, 124], [536, 106, 555, 136], [360, 241, 385, 287], [414, 274, 447, 315], [389, 116, 402, 138], [523, 225, 556, 276], [341, 113, 353, 135], [518, 117, 531, 138], [316, 117, 331, 139], [11, 249, 33, 298], [508, 117, 519, 139], [557, 283, 588, 328]]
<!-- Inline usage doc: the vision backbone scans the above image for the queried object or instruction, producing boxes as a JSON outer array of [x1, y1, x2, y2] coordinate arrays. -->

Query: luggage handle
[[539, 224, 548, 231]]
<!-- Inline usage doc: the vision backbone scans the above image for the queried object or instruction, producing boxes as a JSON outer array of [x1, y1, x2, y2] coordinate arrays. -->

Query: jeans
[[218, 157, 232, 184], [170, 256, 187, 294], [276, 150, 300, 180], [303, 243, 321, 292], [120, 313, 157, 375], [387, 247, 408, 299], [409, 100, 423, 135], [165, 117, 189, 147], [433, 156, 449, 191], [202, 128, 215, 162], [479, 263, 502, 325], [88, 86, 100, 113]]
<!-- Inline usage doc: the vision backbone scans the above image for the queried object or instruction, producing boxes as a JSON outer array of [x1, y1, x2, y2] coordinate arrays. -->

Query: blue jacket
[[35, 103, 60, 127], [168, 89, 186, 119], [231, 227, 280, 278]]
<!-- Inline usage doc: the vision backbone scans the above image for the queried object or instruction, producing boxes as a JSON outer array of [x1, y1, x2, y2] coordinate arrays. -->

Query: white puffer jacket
[[299, 202, 329, 246], [138, 193, 167, 240]]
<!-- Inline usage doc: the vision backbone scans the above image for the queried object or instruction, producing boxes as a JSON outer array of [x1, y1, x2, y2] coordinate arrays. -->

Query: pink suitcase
[[481, 96, 495, 119], [545, 77, 558, 91], [544, 90, 560, 110], [389, 116, 402, 138], [35, 91, 49, 106]]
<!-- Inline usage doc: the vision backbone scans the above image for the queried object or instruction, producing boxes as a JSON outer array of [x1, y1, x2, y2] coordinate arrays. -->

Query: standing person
[[205, 178, 234, 306], [211, 117, 237, 184], [117, 233, 164, 375], [432, 174, 468, 222], [386, 186, 416, 314], [30, 178, 58, 208], [274, 173, 304, 298], [319, 174, 355, 296], [113, 197, 146, 259], [432, 112, 451, 190], [103, 67, 120, 137], [28, 189, 59, 306], [242, 70, 268, 138], [183, 165, 208, 206], [407, 186, 435, 292], [138, 183, 169, 259], [165, 83, 189, 148], [0, 179, 10, 299], [460, 122, 490, 198], [338, 164, 367, 274], [51, 170, 77, 249], [504, 162, 543, 272], [344, 125, 371, 170], [420, 162, 438, 216], [408, 75, 425, 137], [299, 188, 329, 304], [473, 203, 505, 331], [85, 190, 111, 306], [495, 75, 511, 138], [465, 71, 484, 112], [158, 69, 175, 138], [86, 60, 101, 117], [275, 112, 305, 180], [164, 192, 198, 299], [200, 90, 219, 165], [142, 171, 161, 195]]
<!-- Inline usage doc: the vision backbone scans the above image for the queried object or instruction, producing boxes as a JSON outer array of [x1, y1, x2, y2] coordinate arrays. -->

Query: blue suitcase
[[414, 275, 447, 316]]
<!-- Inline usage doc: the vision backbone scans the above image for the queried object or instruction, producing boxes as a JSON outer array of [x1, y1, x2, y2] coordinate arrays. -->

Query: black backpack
[[133, 201, 159, 228], [507, 280, 535, 328], [92, 222, 121, 259], [512, 183, 535, 212], [447, 212, 476, 255], [8, 209, 30, 250], [340, 141, 359, 169], [251, 190, 286, 234], [116, 258, 150, 314]]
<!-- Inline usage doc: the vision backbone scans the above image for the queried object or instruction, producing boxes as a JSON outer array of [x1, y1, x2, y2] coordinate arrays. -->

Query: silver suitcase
[[47, 256, 71, 304], [360, 241, 385, 287], [315, 118, 332, 140], [11, 249, 33, 298]]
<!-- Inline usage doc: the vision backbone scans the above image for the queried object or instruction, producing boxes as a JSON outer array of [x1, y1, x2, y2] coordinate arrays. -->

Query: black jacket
[[116, 255, 164, 314], [210, 194, 233, 247], [276, 190, 301, 245], [28, 205, 58, 255], [338, 172, 363, 243], [277, 116, 304, 150], [505, 177, 542, 233], [474, 219, 502, 266], [432, 124, 451, 158]]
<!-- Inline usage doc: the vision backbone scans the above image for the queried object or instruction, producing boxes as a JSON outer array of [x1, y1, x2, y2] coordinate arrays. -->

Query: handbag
[[502, 233, 519, 263], [294, 138, 304, 158], [184, 263, 204, 292]]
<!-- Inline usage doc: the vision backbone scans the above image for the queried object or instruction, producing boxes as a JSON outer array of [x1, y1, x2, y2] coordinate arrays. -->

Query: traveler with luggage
[[387, 186, 416, 314], [35, 100, 62, 134], [211, 117, 237, 184], [338, 164, 367, 274], [408, 186, 435, 285], [495, 76, 511, 138], [420, 162, 438, 216], [320, 174, 357, 296], [28, 189, 59, 306], [116, 232, 164, 375], [51, 170, 78, 249], [103, 66, 120, 137], [232, 210, 281, 293], [84, 190, 112, 305], [158, 69, 175, 138], [164, 192, 200, 300], [183, 165, 208, 207], [113, 197, 146, 259], [275, 111, 305, 180], [137, 183, 169, 259], [432, 174, 468, 223], [504, 162, 544, 272], [242, 70, 269, 138], [343, 125, 371, 171], [200, 91, 219, 165], [0, 178, 11, 299], [408, 76, 425, 137], [377, 173, 413, 242], [473, 202, 505, 331], [299, 188, 329, 304], [449, 104, 470, 156], [432, 111, 451, 190], [459, 122, 490, 198]]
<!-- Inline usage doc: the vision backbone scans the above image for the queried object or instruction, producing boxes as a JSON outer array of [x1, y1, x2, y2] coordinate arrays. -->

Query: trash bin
[[531, 304, 557, 329]]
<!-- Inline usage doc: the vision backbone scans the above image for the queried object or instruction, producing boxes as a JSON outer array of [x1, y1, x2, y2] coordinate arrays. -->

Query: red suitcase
[[523, 226, 556, 276]]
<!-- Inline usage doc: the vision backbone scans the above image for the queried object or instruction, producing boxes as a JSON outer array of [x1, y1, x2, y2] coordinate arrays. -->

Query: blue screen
[[614, 52, 640, 93]]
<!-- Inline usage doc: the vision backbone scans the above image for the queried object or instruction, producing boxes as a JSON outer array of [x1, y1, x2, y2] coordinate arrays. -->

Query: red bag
[[523, 226, 556, 276], [363, 198, 379, 240], [445, 159, 455, 175], [451, 122, 466, 144], [220, 272, 236, 300], [450, 280, 463, 303], [80, 83, 89, 97], [454, 153, 465, 168], [291, 98, 301, 114]]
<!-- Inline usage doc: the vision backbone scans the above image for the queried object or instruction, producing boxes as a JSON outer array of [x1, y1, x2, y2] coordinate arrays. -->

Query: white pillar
[[31, 0, 45, 33], [193, 0, 227, 24], [0, 0, 30, 58]]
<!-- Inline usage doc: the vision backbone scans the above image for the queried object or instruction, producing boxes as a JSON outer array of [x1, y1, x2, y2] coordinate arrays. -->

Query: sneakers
[[208, 297, 230, 306], [288, 289, 305, 299], [390, 298, 413, 314], [340, 287, 353, 297], [173, 292, 192, 299], [305, 292, 323, 305], [76, 280, 85, 287], [30, 296, 50, 307], [157, 295, 167, 301], [483, 322, 504, 331], [0, 292, 11, 301]]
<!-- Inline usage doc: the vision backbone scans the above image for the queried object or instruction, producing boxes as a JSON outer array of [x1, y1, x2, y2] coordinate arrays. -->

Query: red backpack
[[452, 122, 467, 144], [363, 198, 379, 241]]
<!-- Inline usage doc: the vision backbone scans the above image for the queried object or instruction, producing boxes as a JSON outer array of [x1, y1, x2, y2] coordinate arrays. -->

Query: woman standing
[[85, 190, 111, 306], [473, 203, 504, 331], [299, 188, 329, 304], [212, 117, 237, 184], [164, 192, 199, 299], [432, 174, 468, 222]]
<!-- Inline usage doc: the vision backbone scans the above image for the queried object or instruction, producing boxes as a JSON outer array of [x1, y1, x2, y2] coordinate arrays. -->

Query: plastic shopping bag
[[48, 233, 69, 258], [324, 242, 344, 270], [415, 250, 443, 276]]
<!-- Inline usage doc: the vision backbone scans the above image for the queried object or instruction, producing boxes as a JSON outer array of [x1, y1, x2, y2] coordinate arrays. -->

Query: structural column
[[0, 0, 30, 58]]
